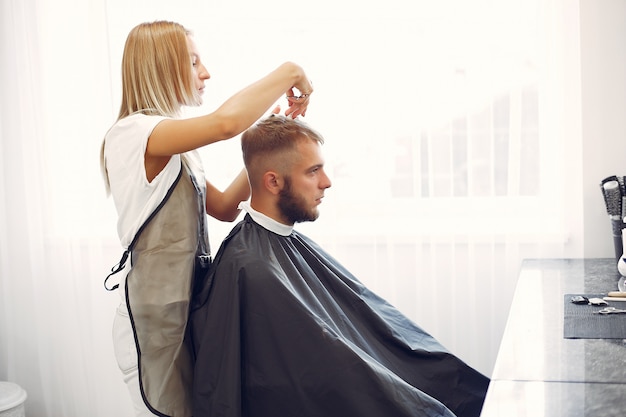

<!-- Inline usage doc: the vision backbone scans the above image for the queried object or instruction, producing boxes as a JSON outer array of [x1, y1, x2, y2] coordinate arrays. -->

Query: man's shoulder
[[211, 224, 288, 288], [213, 218, 278, 268]]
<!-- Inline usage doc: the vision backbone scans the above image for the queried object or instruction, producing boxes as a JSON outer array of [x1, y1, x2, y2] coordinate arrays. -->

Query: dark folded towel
[[564, 294, 626, 339]]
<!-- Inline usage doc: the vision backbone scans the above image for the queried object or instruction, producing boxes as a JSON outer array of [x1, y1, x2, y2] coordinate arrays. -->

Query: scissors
[[597, 307, 626, 315]]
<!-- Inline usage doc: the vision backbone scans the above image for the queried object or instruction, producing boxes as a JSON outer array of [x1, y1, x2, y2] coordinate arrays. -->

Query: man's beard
[[278, 177, 319, 224]]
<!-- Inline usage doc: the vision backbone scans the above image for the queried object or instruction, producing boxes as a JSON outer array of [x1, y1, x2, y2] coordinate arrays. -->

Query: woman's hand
[[284, 80, 313, 118]]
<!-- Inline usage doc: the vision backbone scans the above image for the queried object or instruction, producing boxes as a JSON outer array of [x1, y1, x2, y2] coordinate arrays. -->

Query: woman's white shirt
[[104, 113, 205, 249]]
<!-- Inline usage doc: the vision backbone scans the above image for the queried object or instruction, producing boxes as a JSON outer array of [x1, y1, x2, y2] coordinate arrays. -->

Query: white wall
[[581, 0, 626, 257]]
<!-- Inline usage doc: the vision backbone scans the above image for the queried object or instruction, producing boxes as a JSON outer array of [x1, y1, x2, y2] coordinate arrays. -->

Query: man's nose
[[321, 171, 332, 189]]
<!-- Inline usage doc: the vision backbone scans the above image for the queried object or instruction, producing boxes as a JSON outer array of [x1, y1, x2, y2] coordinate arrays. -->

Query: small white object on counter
[[618, 229, 626, 276]]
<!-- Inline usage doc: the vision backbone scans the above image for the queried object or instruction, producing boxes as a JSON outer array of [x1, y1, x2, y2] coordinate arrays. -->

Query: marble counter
[[480, 258, 626, 416]]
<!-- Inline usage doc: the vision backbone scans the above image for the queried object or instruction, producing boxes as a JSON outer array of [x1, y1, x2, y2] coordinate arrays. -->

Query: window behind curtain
[[0, 1, 582, 415]]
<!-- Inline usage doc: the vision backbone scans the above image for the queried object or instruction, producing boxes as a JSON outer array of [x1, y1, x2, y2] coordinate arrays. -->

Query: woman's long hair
[[117, 20, 199, 119]]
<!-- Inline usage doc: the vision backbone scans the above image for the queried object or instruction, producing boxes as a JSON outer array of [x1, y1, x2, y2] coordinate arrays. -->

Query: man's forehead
[[293, 140, 323, 166]]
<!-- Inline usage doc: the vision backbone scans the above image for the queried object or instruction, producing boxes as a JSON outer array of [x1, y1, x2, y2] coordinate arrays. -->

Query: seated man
[[191, 115, 489, 417]]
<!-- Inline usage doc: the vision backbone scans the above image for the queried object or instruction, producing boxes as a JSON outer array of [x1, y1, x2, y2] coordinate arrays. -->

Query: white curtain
[[0, 0, 581, 415]]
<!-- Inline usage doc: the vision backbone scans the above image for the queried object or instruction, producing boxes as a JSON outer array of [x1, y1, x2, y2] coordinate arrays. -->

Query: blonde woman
[[100, 21, 313, 417]]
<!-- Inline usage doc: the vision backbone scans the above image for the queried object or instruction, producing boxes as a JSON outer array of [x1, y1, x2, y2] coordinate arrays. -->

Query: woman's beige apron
[[107, 160, 210, 417]]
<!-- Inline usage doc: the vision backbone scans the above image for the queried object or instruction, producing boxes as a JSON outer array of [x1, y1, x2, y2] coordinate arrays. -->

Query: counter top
[[480, 258, 626, 416]]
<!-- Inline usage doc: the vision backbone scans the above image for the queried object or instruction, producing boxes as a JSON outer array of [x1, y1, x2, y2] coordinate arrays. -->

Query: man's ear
[[262, 171, 284, 195]]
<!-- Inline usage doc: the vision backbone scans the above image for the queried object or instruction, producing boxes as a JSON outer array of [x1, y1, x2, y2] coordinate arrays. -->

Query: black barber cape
[[191, 214, 489, 417]]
